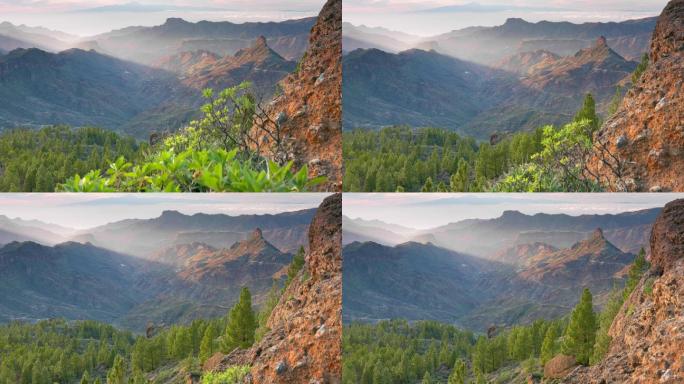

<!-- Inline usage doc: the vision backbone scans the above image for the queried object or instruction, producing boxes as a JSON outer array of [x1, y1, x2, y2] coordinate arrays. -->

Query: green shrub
[[201, 366, 250, 384], [58, 149, 324, 192]]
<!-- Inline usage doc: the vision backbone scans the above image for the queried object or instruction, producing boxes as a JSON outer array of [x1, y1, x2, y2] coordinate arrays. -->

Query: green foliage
[[447, 359, 466, 384], [591, 252, 649, 365], [624, 248, 648, 300], [631, 53, 649, 84], [607, 86, 623, 116], [221, 287, 257, 353], [494, 120, 603, 192], [573, 93, 600, 133], [254, 250, 305, 342], [60, 83, 323, 192], [287, 246, 306, 286], [106, 355, 127, 384], [561, 288, 597, 365], [199, 324, 218, 364], [343, 126, 543, 192], [58, 148, 323, 192], [540, 325, 558, 365], [0, 126, 146, 192], [343, 320, 474, 384], [421, 371, 433, 384], [201, 366, 250, 384]]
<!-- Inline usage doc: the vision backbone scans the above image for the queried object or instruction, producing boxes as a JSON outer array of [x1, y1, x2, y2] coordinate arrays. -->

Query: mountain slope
[[589, 0, 684, 192], [158, 36, 295, 94], [88, 17, 315, 64], [120, 229, 293, 329], [414, 208, 659, 257], [343, 241, 503, 324], [79, 208, 315, 258], [344, 230, 637, 330], [0, 48, 198, 138], [564, 199, 684, 383], [343, 48, 501, 132], [429, 16, 657, 65], [251, 0, 342, 191], [0, 241, 161, 324], [205, 193, 342, 383]]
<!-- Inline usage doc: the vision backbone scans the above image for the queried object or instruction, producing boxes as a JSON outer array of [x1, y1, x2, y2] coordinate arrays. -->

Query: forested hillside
[[344, 91, 630, 192], [343, 252, 649, 383], [0, 242, 307, 383], [0, 126, 146, 192]]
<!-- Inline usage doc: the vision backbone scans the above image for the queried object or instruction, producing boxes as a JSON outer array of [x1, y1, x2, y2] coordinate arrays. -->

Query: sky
[[0, 193, 329, 229], [0, 0, 324, 36], [343, 193, 684, 230], [344, 0, 669, 36]]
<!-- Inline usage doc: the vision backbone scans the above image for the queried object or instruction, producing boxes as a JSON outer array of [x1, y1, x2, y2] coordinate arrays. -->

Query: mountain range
[[0, 207, 316, 331], [343, 207, 660, 330], [343, 35, 639, 137], [346, 17, 657, 64], [344, 228, 637, 329], [0, 15, 317, 138], [344, 207, 658, 255]]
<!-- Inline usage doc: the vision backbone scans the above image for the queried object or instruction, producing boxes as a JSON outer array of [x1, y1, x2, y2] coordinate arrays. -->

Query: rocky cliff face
[[589, 0, 684, 191], [564, 199, 684, 383], [252, 0, 342, 191], [204, 193, 342, 383]]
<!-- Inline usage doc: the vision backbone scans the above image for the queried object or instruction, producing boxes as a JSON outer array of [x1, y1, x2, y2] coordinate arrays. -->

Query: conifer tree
[[448, 359, 466, 384], [106, 355, 127, 384], [540, 326, 558, 365], [624, 248, 648, 299], [421, 371, 432, 384], [80, 371, 91, 384], [221, 287, 256, 352], [421, 177, 434, 192], [199, 324, 217, 363], [561, 288, 597, 365], [574, 93, 600, 132]]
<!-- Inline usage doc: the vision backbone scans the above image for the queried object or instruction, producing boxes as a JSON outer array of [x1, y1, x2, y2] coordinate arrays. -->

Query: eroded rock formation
[[589, 0, 684, 191], [204, 193, 342, 383], [252, 0, 342, 191], [563, 199, 684, 383]]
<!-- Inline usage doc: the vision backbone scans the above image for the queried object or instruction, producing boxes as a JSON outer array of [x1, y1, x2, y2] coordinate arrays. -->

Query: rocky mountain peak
[[204, 193, 342, 382], [250, 0, 342, 191], [596, 35, 608, 47], [250, 227, 264, 241], [649, 199, 684, 271], [563, 198, 684, 383], [588, 0, 684, 191], [255, 35, 268, 48], [590, 227, 605, 241], [650, 0, 684, 63]]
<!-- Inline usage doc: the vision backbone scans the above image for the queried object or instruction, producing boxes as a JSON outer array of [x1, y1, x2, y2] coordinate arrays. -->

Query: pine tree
[[286, 246, 306, 286], [631, 53, 649, 84], [80, 371, 91, 384], [574, 93, 600, 132], [624, 248, 648, 299], [106, 355, 127, 384], [421, 371, 432, 384], [199, 324, 217, 363], [448, 359, 466, 384], [475, 371, 487, 384], [221, 287, 256, 352], [607, 86, 622, 116], [540, 326, 557, 365], [561, 288, 597, 365], [421, 177, 434, 192]]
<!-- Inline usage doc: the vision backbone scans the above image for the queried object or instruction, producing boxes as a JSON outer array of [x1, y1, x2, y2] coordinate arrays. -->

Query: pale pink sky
[[0, 0, 324, 36], [344, 0, 669, 36]]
